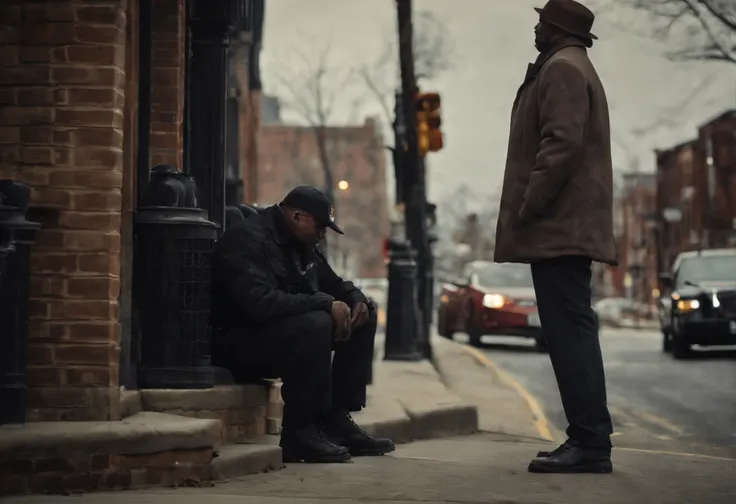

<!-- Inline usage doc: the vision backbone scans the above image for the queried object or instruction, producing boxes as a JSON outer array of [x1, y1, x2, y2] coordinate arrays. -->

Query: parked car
[[593, 297, 645, 327], [436, 261, 545, 351], [658, 249, 736, 359]]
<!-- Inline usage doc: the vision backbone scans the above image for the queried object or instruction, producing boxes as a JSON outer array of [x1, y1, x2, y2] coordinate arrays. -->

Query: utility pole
[[705, 135, 715, 249], [396, 0, 431, 358]]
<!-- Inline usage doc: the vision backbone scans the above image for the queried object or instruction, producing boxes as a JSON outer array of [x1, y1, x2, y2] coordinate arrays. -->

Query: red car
[[437, 261, 546, 351]]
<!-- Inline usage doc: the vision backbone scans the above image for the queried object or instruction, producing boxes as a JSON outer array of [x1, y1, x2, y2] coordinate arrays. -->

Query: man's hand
[[351, 302, 370, 330], [331, 301, 352, 342]]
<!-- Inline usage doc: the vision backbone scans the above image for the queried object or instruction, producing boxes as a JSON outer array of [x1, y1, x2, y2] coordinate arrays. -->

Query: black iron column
[[392, 90, 405, 206], [384, 238, 422, 361], [184, 0, 232, 231], [225, 78, 242, 207], [135, 169, 217, 389], [424, 202, 438, 343], [396, 0, 430, 359], [0, 181, 40, 424]]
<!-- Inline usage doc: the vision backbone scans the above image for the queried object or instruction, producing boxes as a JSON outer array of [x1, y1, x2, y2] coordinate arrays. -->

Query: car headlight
[[676, 299, 700, 312], [482, 294, 506, 309]]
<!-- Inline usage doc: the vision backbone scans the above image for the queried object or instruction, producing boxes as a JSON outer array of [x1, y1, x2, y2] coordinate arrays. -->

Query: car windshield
[[474, 264, 534, 288], [677, 255, 736, 286]]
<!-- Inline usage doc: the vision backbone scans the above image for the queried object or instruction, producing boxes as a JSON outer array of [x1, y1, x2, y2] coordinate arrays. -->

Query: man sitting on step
[[210, 186, 395, 463]]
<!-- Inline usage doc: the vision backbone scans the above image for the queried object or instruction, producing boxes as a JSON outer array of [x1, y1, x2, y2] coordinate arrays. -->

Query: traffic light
[[415, 92, 443, 157]]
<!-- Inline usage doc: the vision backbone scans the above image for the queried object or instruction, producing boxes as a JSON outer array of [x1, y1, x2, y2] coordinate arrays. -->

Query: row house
[[655, 109, 736, 272], [0, 0, 299, 495], [614, 172, 657, 312]]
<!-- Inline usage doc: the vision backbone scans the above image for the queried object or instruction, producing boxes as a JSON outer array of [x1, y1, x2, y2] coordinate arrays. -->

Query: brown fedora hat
[[534, 0, 598, 40]]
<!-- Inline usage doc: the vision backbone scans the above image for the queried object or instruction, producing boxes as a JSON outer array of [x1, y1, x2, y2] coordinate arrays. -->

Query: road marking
[[617, 446, 736, 461], [609, 405, 640, 429], [638, 411, 684, 436], [461, 345, 556, 442]]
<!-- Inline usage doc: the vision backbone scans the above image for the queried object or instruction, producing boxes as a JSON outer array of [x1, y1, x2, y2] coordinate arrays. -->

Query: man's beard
[[534, 36, 548, 53]]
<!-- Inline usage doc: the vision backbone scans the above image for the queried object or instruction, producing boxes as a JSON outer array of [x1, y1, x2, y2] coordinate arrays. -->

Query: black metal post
[[0, 180, 40, 425], [396, 0, 430, 359], [225, 88, 243, 207], [184, 0, 232, 232], [424, 202, 438, 344], [135, 170, 218, 389], [384, 238, 422, 361], [392, 90, 405, 206]]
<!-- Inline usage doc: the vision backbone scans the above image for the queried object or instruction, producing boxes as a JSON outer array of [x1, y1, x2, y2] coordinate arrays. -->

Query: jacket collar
[[267, 205, 299, 246], [522, 38, 586, 84]]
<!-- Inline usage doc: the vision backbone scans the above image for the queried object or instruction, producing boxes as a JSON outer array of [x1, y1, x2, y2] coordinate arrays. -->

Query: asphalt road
[[461, 327, 736, 459]]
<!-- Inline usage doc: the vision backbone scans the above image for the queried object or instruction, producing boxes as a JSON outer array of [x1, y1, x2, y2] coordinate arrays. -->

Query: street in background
[[437, 261, 545, 351]]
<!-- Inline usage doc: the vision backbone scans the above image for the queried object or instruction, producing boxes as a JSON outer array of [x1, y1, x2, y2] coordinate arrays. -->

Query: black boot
[[528, 445, 612, 474], [320, 410, 395, 456], [279, 422, 351, 463], [536, 438, 575, 458]]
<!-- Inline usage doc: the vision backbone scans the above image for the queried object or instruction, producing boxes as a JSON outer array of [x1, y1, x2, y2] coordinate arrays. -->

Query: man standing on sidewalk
[[494, 0, 616, 473], [210, 186, 395, 463]]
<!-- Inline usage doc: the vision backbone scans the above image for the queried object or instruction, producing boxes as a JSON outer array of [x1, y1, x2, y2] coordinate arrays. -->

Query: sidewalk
[[4, 335, 735, 503]]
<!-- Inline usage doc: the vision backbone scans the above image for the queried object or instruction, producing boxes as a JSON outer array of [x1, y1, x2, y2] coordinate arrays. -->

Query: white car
[[593, 298, 639, 326]]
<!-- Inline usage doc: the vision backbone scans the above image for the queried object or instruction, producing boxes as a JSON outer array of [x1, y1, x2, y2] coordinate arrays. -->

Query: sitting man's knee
[[301, 310, 334, 337], [365, 309, 378, 331]]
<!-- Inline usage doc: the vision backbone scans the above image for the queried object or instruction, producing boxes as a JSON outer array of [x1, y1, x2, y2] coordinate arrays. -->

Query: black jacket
[[210, 205, 370, 336]]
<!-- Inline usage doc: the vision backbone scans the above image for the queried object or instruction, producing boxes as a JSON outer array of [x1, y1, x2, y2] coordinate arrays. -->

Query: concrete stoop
[[210, 443, 283, 481], [0, 412, 281, 496], [0, 380, 285, 497]]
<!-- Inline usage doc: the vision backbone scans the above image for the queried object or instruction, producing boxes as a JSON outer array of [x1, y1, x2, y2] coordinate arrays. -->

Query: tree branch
[[354, 10, 455, 143], [617, 0, 736, 64]]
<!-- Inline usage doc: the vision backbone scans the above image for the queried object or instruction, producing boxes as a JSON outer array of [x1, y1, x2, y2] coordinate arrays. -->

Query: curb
[[358, 402, 478, 445], [355, 350, 479, 445], [459, 344, 557, 442], [405, 402, 478, 441]]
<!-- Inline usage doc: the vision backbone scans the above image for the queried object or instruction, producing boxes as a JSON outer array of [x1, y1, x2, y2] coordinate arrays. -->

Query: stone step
[[210, 443, 283, 481]]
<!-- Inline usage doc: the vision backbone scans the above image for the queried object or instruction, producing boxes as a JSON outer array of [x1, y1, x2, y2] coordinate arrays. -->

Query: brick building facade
[[0, 0, 264, 422], [257, 117, 390, 279], [617, 173, 657, 311], [655, 110, 736, 271], [598, 109, 736, 303]]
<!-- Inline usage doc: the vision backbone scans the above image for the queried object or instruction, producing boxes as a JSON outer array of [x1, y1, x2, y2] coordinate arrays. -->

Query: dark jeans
[[531, 255, 613, 449], [227, 310, 377, 430]]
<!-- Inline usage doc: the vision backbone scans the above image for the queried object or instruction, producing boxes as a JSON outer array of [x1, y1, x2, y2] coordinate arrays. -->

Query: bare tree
[[356, 10, 456, 140], [270, 43, 357, 205], [434, 184, 499, 279], [596, 0, 736, 64]]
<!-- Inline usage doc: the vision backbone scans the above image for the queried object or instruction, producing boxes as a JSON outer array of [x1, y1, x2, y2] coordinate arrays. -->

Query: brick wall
[[257, 118, 389, 278], [148, 0, 185, 168], [0, 0, 128, 420], [696, 111, 736, 247]]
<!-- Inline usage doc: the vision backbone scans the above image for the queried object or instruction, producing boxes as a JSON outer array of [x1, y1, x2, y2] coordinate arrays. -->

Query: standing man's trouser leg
[[531, 255, 613, 449]]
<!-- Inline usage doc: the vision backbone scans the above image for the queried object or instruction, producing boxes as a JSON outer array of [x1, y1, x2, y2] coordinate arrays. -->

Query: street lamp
[[338, 180, 349, 191]]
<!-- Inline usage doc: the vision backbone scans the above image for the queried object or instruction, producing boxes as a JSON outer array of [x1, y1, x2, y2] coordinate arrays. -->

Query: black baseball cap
[[281, 186, 344, 235]]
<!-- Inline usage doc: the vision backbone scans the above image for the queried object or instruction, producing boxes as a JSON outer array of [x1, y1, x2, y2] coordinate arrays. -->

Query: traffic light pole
[[396, 0, 431, 359]]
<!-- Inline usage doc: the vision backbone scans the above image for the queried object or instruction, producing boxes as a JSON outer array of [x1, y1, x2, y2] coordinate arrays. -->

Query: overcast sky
[[261, 0, 736, 205]]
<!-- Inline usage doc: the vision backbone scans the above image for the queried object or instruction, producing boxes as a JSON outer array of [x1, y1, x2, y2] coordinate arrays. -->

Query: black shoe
[[279, 422, 352, 463], [528, 445, 613, 474], [536, 438, 575, 458], [320, 410, 395, 456]]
